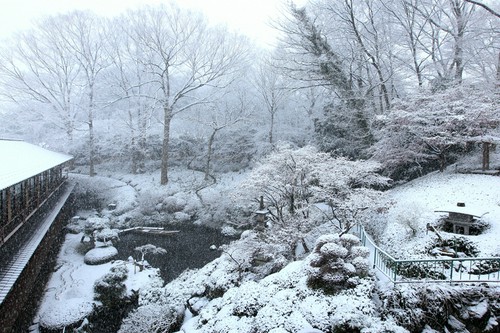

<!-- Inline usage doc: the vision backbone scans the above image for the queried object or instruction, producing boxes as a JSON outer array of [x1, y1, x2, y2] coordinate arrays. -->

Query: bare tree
[[382, 0, 430, 88], [105, 17, 155, 174], [0, 17, 81, 145], [253, 57, 289, 145], [124, 4, 249, 184], [201, 94, 250, 181], [61, 11, 109, 176], [411, 0, 476, 85], [463, 0, 500, 18], [341, 0, 392, 111], [0, 12, 109, 177]]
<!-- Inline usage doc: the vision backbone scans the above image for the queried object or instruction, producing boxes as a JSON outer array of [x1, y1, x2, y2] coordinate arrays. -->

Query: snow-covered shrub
[[118, 304, 184, 333], [39, 299, 94, 331], [395, 203, 425, 238], [162, 195, 187, 213], [379, 284, 500, 332], [303, 234, 370, 293], [427, 236, 480, 257], [136, 185, 172, 215], [94, 227, 119, 243], [84, 216, 110, 236], [71, 174, 137, 214], [182, 260, 407, 333], [84, 246, 118, 265], [174, 211, 191, 222], [363, 204, 392, 243], [94, 265, 128, 308]]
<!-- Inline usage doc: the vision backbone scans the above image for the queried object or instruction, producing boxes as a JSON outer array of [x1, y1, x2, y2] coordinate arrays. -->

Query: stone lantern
[[255, 196, 268, 230]]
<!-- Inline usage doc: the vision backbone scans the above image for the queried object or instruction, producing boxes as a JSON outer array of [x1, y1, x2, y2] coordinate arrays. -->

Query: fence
[[354, 224, 500, 284]]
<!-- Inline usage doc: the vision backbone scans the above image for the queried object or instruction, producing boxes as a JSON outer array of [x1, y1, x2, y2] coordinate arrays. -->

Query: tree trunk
[[89, 119, 95, 177], [269, 110, 275, 144], [496, 51, 500, 88], [205, 129, 218, 181], [482, 142, 490, 171], [160, 105, 172, 185], [88, 86, 96, 177]]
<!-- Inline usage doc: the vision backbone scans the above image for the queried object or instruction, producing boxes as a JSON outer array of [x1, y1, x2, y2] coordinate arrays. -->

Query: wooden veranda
[[0, 139, 73, 246]]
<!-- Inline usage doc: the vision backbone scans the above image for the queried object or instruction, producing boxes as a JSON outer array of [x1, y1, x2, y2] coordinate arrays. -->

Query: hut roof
[[0, 139, 72, 191]]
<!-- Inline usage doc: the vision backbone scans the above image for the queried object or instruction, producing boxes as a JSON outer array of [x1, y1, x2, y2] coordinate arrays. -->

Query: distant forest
[[0, 0, 498, 182]]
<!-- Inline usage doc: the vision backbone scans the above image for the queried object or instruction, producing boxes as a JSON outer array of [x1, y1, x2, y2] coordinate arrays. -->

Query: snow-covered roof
[[0, 139, 73, 191]]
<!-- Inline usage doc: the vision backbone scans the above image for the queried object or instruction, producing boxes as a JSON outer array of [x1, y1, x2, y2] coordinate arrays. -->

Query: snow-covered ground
[[34, 233, 163, 331], [33, 165, 500, 332], [379, 170, 500, 258]]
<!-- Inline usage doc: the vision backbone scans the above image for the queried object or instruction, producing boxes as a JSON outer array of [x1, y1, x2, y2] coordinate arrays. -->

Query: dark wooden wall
[[0, 187, 75, 333]]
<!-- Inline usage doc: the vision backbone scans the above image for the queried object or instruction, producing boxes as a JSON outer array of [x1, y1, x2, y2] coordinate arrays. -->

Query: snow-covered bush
[[84, 246, 118, 265], [303, 234, 370, 293], [39, 299, 94, 331], [162, 195, 187, 213], [71, 174, 137, 214], [94, 227, 119, 243], [94, 265, 128, 308], [118, 304, 184, 333], [379, 284, 500, 332], [237, 144, 390, 245], [137, 186, 165, 215], [84, 216, 110, 236], [395, 203, 425, 238], [182, 261, 407, 333]]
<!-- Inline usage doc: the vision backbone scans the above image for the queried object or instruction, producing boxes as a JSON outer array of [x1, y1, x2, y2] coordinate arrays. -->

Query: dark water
[[114, 224, 236, 284]]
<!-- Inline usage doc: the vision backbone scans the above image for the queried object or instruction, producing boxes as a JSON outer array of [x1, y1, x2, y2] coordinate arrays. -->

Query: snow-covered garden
[[1, 0, 498, 332], [32, 145, 500, 332]]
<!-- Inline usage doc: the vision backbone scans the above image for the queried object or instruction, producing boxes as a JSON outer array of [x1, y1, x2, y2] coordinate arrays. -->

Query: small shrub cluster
[[470, 259, 500, 275], [303, 234, 370, 293], [394, 262, 446, 280], [94, 265, 128, 308], [379, 284, 500, 333], [427, 236, 480, 257]]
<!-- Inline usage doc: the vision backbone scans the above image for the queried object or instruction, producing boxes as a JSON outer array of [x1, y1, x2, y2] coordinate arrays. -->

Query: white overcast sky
[[0, 0, 307, 48]]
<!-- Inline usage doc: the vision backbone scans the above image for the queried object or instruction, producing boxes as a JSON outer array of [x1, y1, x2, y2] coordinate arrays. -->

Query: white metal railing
[[354, 224, 500, 284]]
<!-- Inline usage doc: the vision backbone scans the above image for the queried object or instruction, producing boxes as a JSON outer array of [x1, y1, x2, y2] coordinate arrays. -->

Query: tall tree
[[253, 57, 289, 145], [0, 17, 81, 145], [62, 11, 108, 176], [105, 17, 155, 174], [123, 4, 249, 184], [276, 3, 373, 157]]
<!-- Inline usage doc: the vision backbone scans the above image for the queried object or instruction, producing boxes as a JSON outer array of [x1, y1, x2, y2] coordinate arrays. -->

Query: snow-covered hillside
[[379, 171, 500, 258]]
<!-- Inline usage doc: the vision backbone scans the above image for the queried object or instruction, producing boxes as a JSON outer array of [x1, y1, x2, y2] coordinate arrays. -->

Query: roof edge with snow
[[0, 139, 73, 191]]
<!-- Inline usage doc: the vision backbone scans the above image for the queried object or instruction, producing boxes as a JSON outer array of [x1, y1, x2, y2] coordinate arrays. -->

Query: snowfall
[[33, 165, 500, 332]]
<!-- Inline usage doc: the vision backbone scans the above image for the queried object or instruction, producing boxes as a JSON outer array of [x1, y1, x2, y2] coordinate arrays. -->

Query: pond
[[114, 223, 236, 284]]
